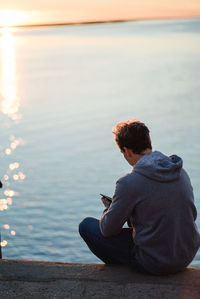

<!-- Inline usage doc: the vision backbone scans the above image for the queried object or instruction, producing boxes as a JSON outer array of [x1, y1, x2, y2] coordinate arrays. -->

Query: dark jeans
[[79, 217, 147, 273]]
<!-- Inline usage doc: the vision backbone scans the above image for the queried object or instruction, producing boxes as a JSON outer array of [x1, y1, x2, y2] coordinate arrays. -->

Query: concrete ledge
[[0, 260, 200, 298]]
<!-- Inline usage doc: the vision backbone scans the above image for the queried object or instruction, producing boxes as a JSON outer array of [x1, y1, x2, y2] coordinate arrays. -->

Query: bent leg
[[79, 217, 134, 265]]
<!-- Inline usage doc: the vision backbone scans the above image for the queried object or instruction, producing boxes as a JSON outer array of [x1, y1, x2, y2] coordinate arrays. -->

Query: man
[[79, 120, 200, 275]]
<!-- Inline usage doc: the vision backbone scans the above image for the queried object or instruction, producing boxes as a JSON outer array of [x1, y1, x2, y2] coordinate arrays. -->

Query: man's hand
[[101, 196, 111, 208]]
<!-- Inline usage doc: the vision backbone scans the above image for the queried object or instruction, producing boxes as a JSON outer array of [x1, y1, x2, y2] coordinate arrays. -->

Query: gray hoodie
[[100, 151, 200, 274]]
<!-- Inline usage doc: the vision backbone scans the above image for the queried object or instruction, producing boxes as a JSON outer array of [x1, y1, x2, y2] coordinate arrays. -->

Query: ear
[[123, 147, 130, 156], [124, 147, 134, 157], [120, 147, 125, 153]]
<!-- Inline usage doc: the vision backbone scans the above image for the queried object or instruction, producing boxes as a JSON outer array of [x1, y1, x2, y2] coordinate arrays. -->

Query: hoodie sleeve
[[99, 177, 133, 237]]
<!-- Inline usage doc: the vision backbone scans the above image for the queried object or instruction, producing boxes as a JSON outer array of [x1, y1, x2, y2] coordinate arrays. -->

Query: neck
[[131, 148, 152, 166], [141, 148, 152, 156]]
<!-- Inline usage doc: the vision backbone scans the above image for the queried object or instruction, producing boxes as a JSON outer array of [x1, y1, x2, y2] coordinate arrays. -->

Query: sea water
[[0, 18, 200, 267]]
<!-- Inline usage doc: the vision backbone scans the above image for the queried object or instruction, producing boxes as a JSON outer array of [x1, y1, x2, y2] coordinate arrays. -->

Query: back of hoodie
[[100, 151, 200, 274]]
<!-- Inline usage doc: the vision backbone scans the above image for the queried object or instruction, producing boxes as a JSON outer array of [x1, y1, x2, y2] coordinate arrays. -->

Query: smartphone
[[100, 193, 112, 203]]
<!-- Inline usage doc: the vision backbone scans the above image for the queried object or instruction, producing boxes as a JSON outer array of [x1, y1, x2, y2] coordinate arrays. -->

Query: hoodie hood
[[134, 151, 183, 182]]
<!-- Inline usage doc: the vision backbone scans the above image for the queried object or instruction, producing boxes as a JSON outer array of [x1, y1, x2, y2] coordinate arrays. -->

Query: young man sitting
[[79, 120, 200, 275]]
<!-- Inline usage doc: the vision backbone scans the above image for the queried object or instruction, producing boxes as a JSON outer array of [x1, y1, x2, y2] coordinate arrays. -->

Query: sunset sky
[[0, 0, 200, 27]]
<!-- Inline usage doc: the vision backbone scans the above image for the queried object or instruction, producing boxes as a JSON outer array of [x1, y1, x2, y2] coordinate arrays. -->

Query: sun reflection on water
[[0, 27, 21, 120], [0, 28, 26, 250], [0, 133, 26, 248], [5, 136, 25, 156]]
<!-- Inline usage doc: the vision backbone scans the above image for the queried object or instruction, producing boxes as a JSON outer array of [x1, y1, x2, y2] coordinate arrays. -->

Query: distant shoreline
[[0, 15, 199, 29]]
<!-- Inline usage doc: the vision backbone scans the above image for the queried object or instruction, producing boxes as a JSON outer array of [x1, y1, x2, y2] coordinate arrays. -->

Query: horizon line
[[0, 15, 199, 29]]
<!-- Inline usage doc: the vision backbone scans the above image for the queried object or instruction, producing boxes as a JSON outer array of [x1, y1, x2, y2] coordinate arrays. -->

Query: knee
[[79, 217, 94, 238], [79, 217, 99, 239]]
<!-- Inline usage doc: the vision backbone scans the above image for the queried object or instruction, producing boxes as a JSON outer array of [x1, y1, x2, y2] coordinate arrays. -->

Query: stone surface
[[0, 259, 199, 298]]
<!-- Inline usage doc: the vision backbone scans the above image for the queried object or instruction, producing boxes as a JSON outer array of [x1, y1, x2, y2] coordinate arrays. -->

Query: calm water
[[0, 18, 200, 267]]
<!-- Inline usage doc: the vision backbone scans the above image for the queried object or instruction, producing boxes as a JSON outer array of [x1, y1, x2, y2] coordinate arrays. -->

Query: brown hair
[[112, 120, 152, 154]]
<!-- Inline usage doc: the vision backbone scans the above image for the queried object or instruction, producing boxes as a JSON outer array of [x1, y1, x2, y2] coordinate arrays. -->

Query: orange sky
[[0, 0, 200, 26]]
